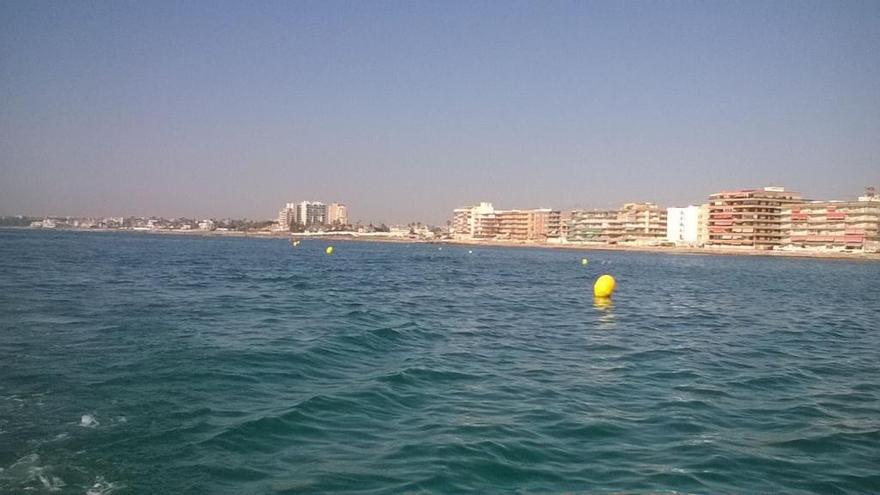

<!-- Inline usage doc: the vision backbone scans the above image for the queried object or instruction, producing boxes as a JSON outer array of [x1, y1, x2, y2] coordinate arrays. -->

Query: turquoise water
[[1, 229, 878, 494]]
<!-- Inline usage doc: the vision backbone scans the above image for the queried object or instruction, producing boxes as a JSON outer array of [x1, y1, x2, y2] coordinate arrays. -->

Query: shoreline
[[5, 226, 880, 261], [330, 236, 880, 261]]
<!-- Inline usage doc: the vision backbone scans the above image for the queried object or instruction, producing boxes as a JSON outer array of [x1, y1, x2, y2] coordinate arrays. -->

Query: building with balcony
[[451, 202, 497, 239], [781, 188, 880, 252], [277, 200, 349, 230], [707, 186, 802, 249], [619, 202, 667, 243], [568, 203, 666, 244], [567, 209, 622, 243], [495, 208, 561, 241]]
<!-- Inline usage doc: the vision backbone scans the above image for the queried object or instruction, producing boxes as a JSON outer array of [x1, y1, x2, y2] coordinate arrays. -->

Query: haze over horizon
[[2, 1, 878, 225]]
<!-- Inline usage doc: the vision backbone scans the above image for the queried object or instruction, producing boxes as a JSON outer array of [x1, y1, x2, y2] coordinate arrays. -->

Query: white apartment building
[[277, 200, 349, 230], [666, 205, 701, 245], [451, 202, 497, 239]]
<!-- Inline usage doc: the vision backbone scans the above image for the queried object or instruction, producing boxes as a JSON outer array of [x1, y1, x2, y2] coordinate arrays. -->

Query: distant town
[[3, 186, 879, 255], [449, 186, 880, 254]]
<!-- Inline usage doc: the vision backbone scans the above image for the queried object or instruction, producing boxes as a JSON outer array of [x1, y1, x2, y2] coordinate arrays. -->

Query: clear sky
[[2, 1, 878, 224]]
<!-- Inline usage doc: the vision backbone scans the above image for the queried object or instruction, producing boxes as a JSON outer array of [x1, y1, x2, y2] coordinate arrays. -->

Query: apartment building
[[495, 208, 561, 241], [697, 204, 710, 245], [667, 205, 701, 245], [781, 188, 880, 251], [567, 209, 622, 243], [451, 202, 497, 239], [277, 202, 296, 230], [276, 200, 349, 230], [327, 202, 348, 225], [707, 186, 802, 249], [567, 203, 666, 244], [619, 202, 667, 243]]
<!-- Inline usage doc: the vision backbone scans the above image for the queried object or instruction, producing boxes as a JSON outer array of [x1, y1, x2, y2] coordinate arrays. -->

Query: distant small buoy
[[468, 250, 473, 254], [593, 274, 616, 298], [581, 258, 588, 266], [325, 246, 334, 255], [438, 247, 442, 251]]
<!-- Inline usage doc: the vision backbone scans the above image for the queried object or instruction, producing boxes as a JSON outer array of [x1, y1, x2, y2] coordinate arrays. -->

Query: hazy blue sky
[[2, 1, 878, 224]]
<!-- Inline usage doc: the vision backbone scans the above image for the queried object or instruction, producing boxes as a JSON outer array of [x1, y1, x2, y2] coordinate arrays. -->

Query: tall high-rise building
[[327, 203, 348, 225], [294, 201, 326, 226], [277, 202, 296, 230], [277, 200, 347, 230], [707, 186, 802, 249]]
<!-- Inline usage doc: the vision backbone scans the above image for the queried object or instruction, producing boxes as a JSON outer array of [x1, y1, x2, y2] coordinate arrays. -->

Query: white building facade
[[451, 202, 497, 239], [666, 206, 700, 245]]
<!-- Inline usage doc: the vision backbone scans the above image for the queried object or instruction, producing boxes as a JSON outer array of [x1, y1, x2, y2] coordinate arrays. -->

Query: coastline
[[331, 235, 880, 261], [5, 226, 880, 261]]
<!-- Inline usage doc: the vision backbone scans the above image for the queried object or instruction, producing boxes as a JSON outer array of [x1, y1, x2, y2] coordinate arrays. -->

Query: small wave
[[378, 367, 478, 386], [86, 476, 122, 495], [0, 454, 65, 492], [79, 414, 99, 428]]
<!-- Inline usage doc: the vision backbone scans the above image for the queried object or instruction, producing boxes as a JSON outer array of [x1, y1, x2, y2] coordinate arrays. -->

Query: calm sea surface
[[1, 229, 878, 494]]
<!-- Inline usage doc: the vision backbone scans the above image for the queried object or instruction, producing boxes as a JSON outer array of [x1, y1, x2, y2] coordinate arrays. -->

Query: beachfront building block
[[619, 202, 667, 243], [781, 189, 880, 252], [567, 203, 666, 245], [566, 209, 621, 243], [707, 186, 802, 249], [495, 208, 562, 241], [697, 203, 710, 245], [451, 202, 498, 239], [667, 205, 701, 245]]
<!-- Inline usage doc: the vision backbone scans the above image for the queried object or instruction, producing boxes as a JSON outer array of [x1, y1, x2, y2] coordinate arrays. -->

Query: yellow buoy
[[325, 246, 334, 255], [593, 274, 616, 298], [581, 258, 588, 266]]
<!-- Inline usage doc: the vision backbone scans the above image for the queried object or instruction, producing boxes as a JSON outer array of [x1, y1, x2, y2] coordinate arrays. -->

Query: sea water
[[1, 229, 878, 494]]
